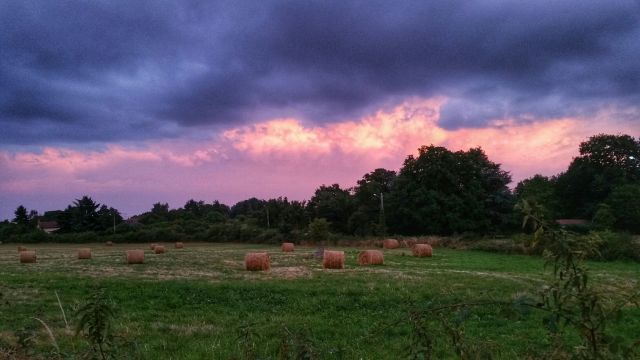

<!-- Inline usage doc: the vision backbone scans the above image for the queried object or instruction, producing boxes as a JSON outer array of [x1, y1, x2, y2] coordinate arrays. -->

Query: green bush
[[593, 230, 640, 261]]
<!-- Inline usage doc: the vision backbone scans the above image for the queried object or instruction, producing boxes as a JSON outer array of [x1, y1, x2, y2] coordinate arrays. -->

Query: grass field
[[1, 242, 639, 359]]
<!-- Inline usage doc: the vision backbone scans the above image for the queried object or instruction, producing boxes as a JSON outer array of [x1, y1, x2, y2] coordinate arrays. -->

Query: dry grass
[[0, 242, 568, 284]]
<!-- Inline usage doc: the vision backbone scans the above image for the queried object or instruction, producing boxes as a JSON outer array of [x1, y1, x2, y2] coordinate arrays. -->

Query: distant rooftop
[[38, 220, 59, 229], [556, 219, 589, 226]]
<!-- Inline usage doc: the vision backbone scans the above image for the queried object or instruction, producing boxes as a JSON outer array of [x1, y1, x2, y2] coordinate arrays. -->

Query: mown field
[[0, 242, 638, 359]]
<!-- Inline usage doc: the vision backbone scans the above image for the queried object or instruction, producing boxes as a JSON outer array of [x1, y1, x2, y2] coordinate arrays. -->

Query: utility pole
[[266, 207, 270, 228], [113, 211, 116, 234], [379, 192, 386, 236]]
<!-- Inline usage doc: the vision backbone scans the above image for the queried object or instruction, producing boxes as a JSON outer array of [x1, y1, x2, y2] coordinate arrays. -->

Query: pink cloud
[[0, 97, 636, 219]]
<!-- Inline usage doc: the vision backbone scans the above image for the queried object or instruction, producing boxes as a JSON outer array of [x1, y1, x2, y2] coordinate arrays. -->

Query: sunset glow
[[1, 1, 638, 219]]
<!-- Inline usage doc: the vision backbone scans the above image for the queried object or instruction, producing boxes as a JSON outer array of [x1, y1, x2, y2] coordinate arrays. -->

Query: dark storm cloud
[[1, 0, 639, 145]]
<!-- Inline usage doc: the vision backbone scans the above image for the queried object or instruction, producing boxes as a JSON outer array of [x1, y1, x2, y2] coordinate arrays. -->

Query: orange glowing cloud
[[0, 96, 636, 219], [220, 97, 636, 181]]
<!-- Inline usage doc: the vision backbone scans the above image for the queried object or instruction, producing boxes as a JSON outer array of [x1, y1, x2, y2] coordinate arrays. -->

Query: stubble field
[[1, 242, 638, 359]]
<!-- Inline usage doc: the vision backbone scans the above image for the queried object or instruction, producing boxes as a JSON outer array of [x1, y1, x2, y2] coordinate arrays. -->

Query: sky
[[1, 0, 639, 220]]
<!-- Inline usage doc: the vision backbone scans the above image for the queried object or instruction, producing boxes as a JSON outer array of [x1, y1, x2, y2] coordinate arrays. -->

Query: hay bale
[[154, 245, 166, 254], [245, 252, 270, 271], [358, 250, 384, 265], [17, 246, 27, 252], [281, 242, 295, 252], [20, 251, 36, 263], [126, 250, 145, 264], [78, 248, 92, 260], [150, 243, 157, 250], [175, 242, 184, 249], [323, 250, 345, 269], [413, 243, 433, 257], [105, 241, 113, 246], [383, 239, 400, 249]]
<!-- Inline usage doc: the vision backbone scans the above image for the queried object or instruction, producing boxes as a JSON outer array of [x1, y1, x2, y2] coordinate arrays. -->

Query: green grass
[[1, 243, 638, 359]]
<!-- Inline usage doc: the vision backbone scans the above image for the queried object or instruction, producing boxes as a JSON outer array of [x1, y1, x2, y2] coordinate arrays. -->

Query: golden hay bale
[[78, 248, 92, 260], [154, 245, 166, 254], [175, 242, 184, 249], [383, 239, 400, 249], [126, 250, 145, 264], [105, 241, 113, 246], [413, 244, 433, 257], [323, 250, 345, 269], [20, 251, 37, 263], [245, 252, 270, 271], [281, 242, 295, 252], [150, 243, 158, 250], [17, 246, 27, 252], [358, 250, 384, 265]]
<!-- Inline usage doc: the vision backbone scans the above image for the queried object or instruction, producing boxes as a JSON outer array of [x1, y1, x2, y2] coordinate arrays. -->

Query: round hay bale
[[126, 250, 145, 264], [154, 245, 166, 254], [358, 250, 384, 265], [175, 242, 184, 249], [323, 250, 345, 269], [105, 241, 113, 246], [150, 243, 157, 250], [17, 246, 27, 252], [245, 252, 270, 271], [413, 243, 433, 257], [78, 248, 92, 260], [383, 239, 400, 249], [281, 242, 295, 252], [20, 251, 36, 263]]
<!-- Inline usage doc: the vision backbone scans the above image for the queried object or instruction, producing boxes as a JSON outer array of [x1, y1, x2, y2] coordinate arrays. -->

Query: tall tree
[[514, 174, 558, 220], [307, 184, 354, 234], [555, 134, 640, 218], [605, 184, 640, 233], [350, 168, 397, 235], [58, 196, 121, 232], [12, 205, 30, 226], [388, 145, 512, 235]]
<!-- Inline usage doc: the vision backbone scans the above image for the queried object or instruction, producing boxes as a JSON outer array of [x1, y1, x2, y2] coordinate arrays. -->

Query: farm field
[[1, 242, 639, 359]]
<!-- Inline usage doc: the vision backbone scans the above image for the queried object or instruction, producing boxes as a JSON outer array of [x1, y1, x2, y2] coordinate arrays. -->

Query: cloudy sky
[[1, 0, 639, 220]]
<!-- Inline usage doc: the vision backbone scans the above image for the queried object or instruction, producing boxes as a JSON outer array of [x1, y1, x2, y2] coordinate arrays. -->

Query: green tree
[[349, 168, 396, 236], [308, 218, 330, 241], [592, 203, 616, 230], [606, 184, 640, 233], [388, 146, 513, 235], [58, 196, 122, 233], [12, 205, 30, 226], [306, 184, 354, 234], [151, 202, 169, 216], [97, 205, 123, 232], [555, 134, 640, 218], [514, 174, 558, 220]]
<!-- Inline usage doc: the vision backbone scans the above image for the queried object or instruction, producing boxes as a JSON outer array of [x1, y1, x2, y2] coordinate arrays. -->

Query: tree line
[[1, 133, 639, 243]]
